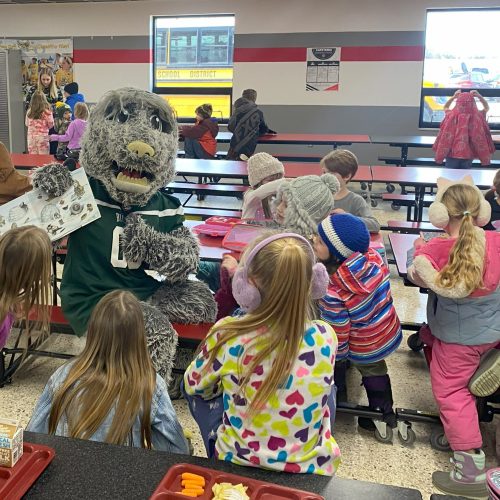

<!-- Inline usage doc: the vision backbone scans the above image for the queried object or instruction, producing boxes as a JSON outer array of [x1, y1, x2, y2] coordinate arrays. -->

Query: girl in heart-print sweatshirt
[[184, 234, 341, 475]]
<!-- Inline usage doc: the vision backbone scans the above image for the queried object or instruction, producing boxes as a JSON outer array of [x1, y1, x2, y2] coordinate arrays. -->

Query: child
[[227, 89, 276, 160], [55, 56, 73, 88], [0, 141, 32, 205], [50, 102, 89, 153], [53, 104, 72, 160], [314, 214, 402, 429], [64, 82, 85, 117], [28, 57, 39, 86], [26, 68, 63, 109], [434, 90, 495, 168], [25, 91, 55, 155], [27, 290, 189, 454], [407, 176, 500, 498], [274, 173, 340, 238], [184, 233, 341, 475], [483, 169, 500, 230], [242, 152, 285, 219], [0, 226, 52, 351], [321, 150, 380, 233], [180, 104, 219, 159]]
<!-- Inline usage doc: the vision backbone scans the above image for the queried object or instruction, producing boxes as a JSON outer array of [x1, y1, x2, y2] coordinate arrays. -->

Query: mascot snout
[[127, 140, 155, 158]]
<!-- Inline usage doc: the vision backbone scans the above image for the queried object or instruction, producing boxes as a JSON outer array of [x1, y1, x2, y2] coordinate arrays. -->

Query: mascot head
[[80, 87, 178, 207]]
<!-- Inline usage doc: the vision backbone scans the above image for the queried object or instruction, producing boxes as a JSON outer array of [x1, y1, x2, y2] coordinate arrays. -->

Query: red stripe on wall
[[234, 47, 306, 62], [73, 49, 152, 63], [341, 46, 424, 61], [73, 46, 423, 64]]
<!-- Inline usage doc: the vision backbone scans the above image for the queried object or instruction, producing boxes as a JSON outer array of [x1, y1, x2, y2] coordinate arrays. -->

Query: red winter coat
[[433, 92, 495, 165]]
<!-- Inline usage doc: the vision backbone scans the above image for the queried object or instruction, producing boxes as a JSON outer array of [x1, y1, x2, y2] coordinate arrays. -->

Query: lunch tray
[[0, 442, 55, 500], [192, 217, 241, 238], [150, 463, 324, 500]]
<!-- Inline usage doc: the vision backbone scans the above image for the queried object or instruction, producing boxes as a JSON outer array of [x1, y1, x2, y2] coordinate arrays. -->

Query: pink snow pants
[[421, 326, 498, 450]]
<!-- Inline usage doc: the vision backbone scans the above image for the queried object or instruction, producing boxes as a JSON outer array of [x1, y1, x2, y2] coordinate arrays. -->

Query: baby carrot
[[181, 480, 204, 489], [181, 472, 205, 484], [180, 489, 203, 497]]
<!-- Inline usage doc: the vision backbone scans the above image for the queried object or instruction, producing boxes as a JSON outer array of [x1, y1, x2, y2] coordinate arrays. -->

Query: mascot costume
[[33, 88, 217, 382]]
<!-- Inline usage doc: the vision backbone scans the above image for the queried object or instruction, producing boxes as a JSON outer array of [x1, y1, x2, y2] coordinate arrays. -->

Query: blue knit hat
[[318, 213, 370, 261]]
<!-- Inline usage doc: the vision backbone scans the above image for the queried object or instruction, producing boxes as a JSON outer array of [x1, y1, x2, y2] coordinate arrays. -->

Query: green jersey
[[61, 177, 184, 335]]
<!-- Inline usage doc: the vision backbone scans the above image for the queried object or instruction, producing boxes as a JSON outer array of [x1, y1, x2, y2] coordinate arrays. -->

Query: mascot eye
[[115, 110, 129, 123], [150, 114, 163, 131]]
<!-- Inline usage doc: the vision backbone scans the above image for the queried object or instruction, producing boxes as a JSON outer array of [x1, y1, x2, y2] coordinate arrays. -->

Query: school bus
[[154, 25, 234, 119]]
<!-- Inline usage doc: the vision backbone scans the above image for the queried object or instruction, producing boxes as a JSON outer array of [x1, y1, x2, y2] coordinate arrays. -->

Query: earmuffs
[[428, 175, 491, 229], [232, 233, 329, 313]]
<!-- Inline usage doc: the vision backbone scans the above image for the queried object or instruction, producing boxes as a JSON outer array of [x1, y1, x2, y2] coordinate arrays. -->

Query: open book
[[0, 168, 100, 242]]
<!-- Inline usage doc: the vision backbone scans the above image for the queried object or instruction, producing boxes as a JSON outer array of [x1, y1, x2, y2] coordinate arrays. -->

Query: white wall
[[1, 0, 499, 107]]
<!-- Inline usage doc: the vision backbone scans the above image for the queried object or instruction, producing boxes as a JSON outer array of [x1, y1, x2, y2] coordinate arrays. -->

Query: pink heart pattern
[[183, 317, 341, 476]]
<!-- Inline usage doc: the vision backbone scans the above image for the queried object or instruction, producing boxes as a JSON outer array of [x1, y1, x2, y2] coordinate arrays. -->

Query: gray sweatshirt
[[334, 191, 380, 233]]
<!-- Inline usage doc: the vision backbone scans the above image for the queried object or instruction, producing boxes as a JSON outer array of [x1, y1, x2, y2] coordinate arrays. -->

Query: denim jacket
[[27, 362, 189, 454]]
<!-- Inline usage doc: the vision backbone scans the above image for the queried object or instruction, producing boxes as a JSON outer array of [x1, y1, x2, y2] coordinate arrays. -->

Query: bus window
[[170, 29, 198, 66]]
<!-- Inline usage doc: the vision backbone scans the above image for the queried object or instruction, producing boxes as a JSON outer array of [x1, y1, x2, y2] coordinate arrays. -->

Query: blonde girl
[[55, 56, 73, 88], [184, 233, 341, 475], [407, 177, 500, 498], [27, 290, 188, 453], [0, 226, 52, 350], [27, 68, 63, 109], [25, 91, 54, 154]]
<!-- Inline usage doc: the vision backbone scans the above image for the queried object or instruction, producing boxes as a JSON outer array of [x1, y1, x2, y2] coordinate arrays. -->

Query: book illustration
[[0, 168, 101, 242]]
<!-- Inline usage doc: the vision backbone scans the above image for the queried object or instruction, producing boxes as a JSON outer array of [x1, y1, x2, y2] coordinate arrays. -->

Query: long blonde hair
[[27, 91, 50, 120], [203, 234, 315, 415], [0, 226, 51, 337], [435, 184, 485, 294], [48, 291, 156, 447], [37, 68, 58, 99]]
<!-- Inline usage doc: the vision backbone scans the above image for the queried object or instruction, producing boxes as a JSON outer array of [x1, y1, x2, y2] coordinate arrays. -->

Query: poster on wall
[[306, 47, 340, 91], [0, 38, 73, 102]]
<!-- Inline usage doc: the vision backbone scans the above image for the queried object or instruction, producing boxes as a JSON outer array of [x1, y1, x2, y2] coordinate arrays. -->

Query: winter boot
[[432, 450, 488, 498], [358, 375, 397, 430], [469, 349, 500, 398], [334, 361, 348, 405]]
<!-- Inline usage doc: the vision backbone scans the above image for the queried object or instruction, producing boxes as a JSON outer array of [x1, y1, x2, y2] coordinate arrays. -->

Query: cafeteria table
[[387, 232, 419, 279], [175, 158, 372, 183], [372, 166, 496, 222], [11, 153, 59, 169], [215, 131, 371, 147], [22, 431, 423, 499]]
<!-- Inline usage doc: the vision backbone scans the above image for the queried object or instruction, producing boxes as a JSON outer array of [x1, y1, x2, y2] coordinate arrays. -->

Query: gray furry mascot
[[33, 88, 217, 383]]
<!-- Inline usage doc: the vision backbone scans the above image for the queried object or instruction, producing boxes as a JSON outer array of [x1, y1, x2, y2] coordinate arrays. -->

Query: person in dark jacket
[[226, 89, 275, 160], [180, 104, 219, 159], [64, 82, 85, 118]]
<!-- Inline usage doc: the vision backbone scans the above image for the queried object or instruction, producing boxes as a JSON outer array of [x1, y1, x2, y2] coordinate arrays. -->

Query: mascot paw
[[141, 302, 178, 383], [152, 280, 217, 324], [32, 163, 73, 197], [122, 213, 150, 263]]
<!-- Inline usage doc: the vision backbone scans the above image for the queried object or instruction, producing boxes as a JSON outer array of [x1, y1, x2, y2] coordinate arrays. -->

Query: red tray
[[150, 463, 324, 500], [0, 442, 55, 500]]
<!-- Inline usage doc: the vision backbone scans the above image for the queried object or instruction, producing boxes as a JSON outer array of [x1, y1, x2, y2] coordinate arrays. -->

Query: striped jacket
[[319, 249, 402, 364]]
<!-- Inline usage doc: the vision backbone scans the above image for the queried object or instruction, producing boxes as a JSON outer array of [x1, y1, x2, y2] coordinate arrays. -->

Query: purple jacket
[[50, 119, 87, 150]]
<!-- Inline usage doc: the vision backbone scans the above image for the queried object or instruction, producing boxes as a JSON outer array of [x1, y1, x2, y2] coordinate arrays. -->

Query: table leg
[[415, 186, 425, 222]]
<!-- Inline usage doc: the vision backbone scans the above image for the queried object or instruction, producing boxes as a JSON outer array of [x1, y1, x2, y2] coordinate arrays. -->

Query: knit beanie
[[247, 153, 284, 188], [275, 173, 340, 236], [64, 82, 78, 95], [318, 213, 370, 262], [242, 89, 257, 102], [56, 104, 71, 119]]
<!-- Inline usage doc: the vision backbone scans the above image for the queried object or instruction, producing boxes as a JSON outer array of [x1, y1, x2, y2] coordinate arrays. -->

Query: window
[[420, 8, 500, 129], [152, 15, 235, 120]]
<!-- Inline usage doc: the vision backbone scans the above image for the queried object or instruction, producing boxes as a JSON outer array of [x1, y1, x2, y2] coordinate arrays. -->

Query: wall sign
[[306, 47, 340, 91]]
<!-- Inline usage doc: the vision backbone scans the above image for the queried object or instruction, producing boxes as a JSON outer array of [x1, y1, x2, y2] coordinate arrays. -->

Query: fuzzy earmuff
[[428, 175, 491, 228]]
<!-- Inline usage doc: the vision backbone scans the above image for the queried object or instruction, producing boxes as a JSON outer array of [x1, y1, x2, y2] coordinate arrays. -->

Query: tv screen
[[420, 8, 500, 129]]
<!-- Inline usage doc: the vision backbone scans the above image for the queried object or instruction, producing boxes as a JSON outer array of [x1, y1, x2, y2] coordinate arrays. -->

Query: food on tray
[[177, 472, 206, 497], [211, 482, 250, 500]]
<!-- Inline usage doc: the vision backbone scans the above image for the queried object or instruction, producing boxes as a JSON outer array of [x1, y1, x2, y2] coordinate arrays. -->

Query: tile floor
[[0, 183, 498, 500]]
